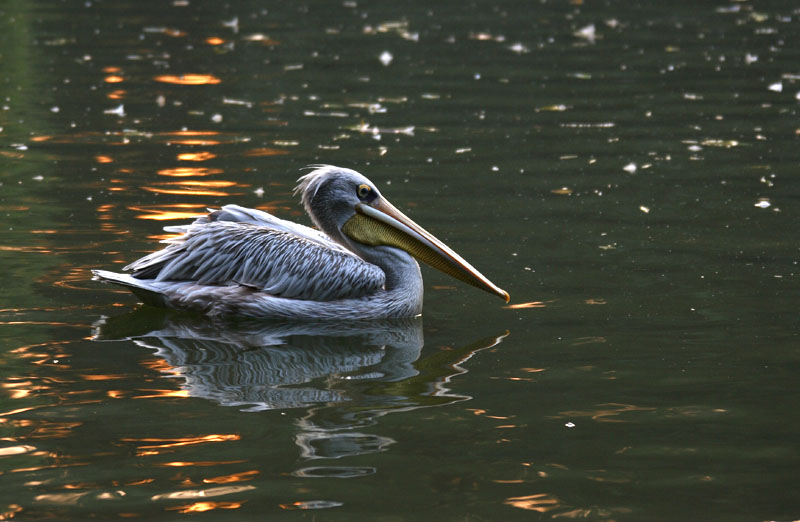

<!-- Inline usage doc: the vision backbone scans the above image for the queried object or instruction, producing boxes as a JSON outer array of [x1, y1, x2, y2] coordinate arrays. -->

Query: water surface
[[1, 1, 798, 520]]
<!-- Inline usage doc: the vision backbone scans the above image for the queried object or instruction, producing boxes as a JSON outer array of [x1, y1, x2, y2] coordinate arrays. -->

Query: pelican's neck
[[354, 244, 424, 316]]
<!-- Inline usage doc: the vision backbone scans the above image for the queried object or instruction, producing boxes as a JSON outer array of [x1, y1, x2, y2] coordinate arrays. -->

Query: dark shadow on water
[[93, 307, 508, 468]]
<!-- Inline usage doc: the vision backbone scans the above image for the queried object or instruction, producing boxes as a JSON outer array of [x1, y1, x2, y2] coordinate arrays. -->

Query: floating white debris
[[253, 187, 264, 197], [50, 106, 60, 113], [222, 97, 254, 108], [768, 82, 783, 92], [639, 205, 650, 213], [222, 16, 239, 34], [623, 162, 637, 174], [574, 24, 596, 42], [507, 42, 529, 54], [565, 422, 576, 428], [536, 104, 568, 112], [211, 113, 222, 123], [104, 104, 125, 116], [379, 51, 393, 66], [745, 53, 758, 64], [455, 147, 472, 154], [754, 199, 771, 208]]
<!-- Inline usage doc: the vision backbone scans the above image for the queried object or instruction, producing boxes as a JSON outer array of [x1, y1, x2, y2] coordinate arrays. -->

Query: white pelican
[[92, 165, 509, 319]]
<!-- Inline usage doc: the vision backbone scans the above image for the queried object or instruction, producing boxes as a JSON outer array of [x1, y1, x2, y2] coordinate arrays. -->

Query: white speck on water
[[768, 82, 782, 92], [574, 24, 596, 42], [745, 53, 758, 64], [473, 72, 481, 80], [379, 51, 393, 66], [754, 199, 771, 208], [211, 113, 223, 123], [253, 187, 264, 197], [50, 106, 60, 113], [104, 104, 125, 116], [640, 205, 650, 213], [565, 422, 576, 428], [623, 162, 637, 174], [492, 165, 499, 172]]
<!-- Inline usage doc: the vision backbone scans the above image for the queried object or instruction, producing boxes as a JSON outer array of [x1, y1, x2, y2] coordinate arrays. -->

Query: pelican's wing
[[166, 204, 349, 252], [124, 221, 385, 301]]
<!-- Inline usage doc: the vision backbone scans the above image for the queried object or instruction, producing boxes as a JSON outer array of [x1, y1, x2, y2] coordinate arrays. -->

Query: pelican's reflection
[[93, 308, 507, 472]]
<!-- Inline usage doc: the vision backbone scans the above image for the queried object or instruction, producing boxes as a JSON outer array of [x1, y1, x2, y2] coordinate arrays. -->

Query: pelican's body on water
[[93, 166, 508, 320]]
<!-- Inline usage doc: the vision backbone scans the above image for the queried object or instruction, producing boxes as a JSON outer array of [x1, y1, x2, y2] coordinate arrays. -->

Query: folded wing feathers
[[125, 221, 385, 302]]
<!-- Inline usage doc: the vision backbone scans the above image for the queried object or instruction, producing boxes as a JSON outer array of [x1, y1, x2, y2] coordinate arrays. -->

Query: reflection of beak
[[342, 199, 510, 302]]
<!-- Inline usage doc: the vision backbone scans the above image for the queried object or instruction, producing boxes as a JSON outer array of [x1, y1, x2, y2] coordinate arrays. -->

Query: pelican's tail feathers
[[92, 270, 169, 308]]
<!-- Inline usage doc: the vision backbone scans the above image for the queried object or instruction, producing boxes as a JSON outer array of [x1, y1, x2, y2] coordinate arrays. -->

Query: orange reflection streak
[[203, 470, 260, 484], [79, 374, 126, 381], [154, 74, 221, 85], [206, 37, 226, 45], [132, 389, 190, 399], [104, 75, 124, 83], [26, 421, 83, 439], [141, 186, 236, 197], [170, 139, 222, 146], [103, 66, 121, 73], [121, 434, 239, 450], [126, 478, 155, 486], [156, 28, 187, 37], [157, 167, 224, 177], [243, 147, 289, 157], [161, 180, 238, 188], [157, 460, 247, 467], [108, 89, 126, 100], [130, 205, 205, 221], [504, 301, 547, 309], [554, 403, 655, 423], [504, 493, 562, 512], [140, 357, 180, 375], [95, 155, 113, 163], [178, 152, 216, 161], [167, 501, 244, 513], [163, 131, 220, 136]]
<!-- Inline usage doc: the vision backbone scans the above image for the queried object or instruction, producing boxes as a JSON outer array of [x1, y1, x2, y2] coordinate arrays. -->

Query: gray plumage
[[93, 166, 423, 319], [124, 220, 384, 301]]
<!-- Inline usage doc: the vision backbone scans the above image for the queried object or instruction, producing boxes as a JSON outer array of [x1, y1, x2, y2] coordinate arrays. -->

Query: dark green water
[[1, 1, 798, 520]]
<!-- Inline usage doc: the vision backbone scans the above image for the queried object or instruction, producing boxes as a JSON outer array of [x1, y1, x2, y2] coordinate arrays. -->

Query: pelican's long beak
[[342, 199, 510, 302]]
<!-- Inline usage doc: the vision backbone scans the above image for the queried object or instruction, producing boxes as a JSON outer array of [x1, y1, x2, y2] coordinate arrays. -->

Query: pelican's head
[[295, 165, 509, 302]]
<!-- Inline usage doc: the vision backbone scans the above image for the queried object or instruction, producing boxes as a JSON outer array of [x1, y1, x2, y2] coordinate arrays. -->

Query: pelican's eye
[[357, 184, 372, 200]]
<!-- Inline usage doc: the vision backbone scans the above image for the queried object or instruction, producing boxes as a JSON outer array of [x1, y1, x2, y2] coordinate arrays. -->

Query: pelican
[[92, 165, 509, 319]]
